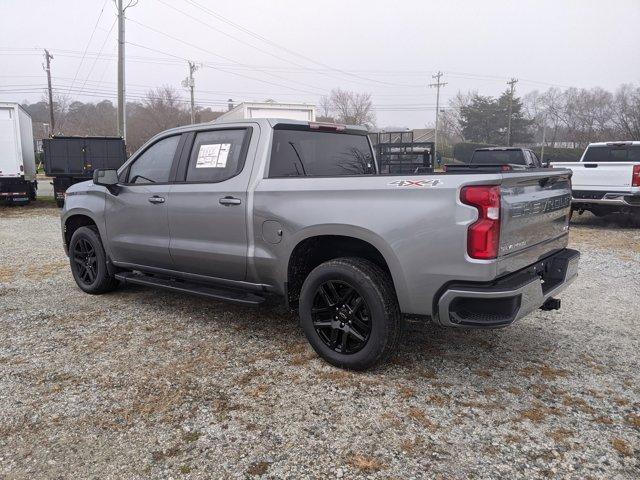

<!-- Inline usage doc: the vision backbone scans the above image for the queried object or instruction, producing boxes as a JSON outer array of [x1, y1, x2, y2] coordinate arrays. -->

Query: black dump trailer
[[375, 142, 435, 174], [43, 136, 126, 207]]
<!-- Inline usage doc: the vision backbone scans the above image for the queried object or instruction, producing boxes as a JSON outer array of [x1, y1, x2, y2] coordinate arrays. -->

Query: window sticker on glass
[[196, 143, 231, 168]]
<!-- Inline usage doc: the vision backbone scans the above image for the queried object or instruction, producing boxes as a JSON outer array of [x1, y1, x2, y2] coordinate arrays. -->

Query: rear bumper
[[572, 190, 640, 207], [435, 248, 579, 328]]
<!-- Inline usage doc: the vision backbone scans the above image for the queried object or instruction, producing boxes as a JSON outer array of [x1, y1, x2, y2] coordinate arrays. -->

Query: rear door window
[[184, 129, 249, 183], [583, 145, 640, 162], [269, 129, 374, 177]]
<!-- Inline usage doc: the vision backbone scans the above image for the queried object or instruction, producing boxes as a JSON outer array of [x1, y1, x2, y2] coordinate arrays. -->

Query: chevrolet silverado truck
[[61, 119, 580, 370], [552, 141, 640, 218]]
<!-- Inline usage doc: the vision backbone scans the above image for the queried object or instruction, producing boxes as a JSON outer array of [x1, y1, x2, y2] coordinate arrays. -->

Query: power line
[[63, 0, 109, 100], [180, 0, 425, 89], [126, 18, 328, 95]]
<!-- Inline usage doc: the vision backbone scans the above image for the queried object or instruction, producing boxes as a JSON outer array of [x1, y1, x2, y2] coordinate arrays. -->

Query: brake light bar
[[632, 165, 640, 187], [460, 185, 501, 259], [309, 122, 346, 131]]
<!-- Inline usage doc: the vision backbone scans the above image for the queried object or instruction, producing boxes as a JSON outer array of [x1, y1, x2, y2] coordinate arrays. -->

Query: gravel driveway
[[1, 203, 638, 479]]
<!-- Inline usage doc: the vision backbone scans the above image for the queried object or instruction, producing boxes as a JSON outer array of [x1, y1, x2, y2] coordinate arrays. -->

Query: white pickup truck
[[553, 142, 640, 218]]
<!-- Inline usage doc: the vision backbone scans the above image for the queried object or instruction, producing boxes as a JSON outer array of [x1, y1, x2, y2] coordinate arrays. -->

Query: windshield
[[470, 150, 526, 165], [582, 145, 640, 162]]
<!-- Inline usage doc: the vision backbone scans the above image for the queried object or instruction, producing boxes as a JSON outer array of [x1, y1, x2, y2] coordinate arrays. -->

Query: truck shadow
[[124, 285, 560, 376], [571, 211, 640, 229]]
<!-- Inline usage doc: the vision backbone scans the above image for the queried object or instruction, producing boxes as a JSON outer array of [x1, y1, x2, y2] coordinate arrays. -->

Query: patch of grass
[[400, 437, 422, 453], [593, 415, 614, 425], [428, 394, 448, 407], [504, 433, 522, 444], [151, 445, 182, 462], [547, 427, 574, 443], [625, 414, 640, 428], [539, 365, 569, 380], [398, 386, 416, 399], [408, 407, 437, 430], [348, 454, 385, 473], [517, 406, 550, 423], [506, 386, 523, 395], [475, 369, 493, 378], [179, 465, 192, 474], [182, 431, 202, 442], [562, 395, 595, 414], [246, 461, 271, 476], [612, 438, 633, 457]]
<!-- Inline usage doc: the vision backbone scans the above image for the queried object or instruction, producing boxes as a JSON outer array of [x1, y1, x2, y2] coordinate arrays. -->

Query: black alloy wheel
[[311, 280, 372, 354], [299, 257, 401, 370], [72, 237, 98, 286], [68, 226, 118, 294]]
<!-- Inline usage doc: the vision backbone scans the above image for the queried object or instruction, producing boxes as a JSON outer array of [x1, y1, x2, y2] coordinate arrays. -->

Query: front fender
[[60, 189, 107, 255]]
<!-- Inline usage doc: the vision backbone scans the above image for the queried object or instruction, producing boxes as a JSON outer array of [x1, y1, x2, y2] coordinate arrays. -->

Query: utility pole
[[43, 49, 55, 134], [429, 71, 447, 163], [540, 113, 547, 165], [185, 61, 198, 124], [506, 77, 518, 146], [117, 0, 126, 140]]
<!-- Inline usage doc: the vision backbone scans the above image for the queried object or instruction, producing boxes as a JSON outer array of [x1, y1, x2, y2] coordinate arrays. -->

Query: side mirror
[[93, 169, 118, 186], [544, 158, 551, 168]]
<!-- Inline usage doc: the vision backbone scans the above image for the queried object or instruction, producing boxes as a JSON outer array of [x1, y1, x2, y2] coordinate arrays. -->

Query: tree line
[[440, 84, 640, 148], [23, 86, 224, 153], [22, 83, 639, 155]]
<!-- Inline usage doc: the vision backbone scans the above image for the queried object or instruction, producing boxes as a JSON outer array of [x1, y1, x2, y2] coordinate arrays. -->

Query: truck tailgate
[[552, 161, 639, 191], [498, 169, 572, 275]]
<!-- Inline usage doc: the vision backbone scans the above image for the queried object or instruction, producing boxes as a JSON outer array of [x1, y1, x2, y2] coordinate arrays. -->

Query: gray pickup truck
[[61, 119, 579, 369]]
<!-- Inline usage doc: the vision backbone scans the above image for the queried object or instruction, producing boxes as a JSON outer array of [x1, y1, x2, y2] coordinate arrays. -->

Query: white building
[[214, 101, 316, 123]]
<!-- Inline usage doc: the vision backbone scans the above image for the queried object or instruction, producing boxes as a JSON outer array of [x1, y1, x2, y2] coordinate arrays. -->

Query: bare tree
[[612, 84, 640, 139], [326, 88, 375, 128]]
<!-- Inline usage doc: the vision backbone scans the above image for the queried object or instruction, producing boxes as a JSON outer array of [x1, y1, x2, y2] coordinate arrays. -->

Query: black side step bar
[[115, 271, 265, 306]]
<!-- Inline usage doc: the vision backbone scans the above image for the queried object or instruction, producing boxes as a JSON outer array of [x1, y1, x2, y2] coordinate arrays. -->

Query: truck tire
[[68, 226, 118, 294], [299, 257, 401, 370]]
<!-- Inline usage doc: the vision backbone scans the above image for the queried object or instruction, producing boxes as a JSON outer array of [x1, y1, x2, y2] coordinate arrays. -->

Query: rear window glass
[[470, 150, 526, 165], [269, 129, 374, 177], [583, 145, 640, 162]]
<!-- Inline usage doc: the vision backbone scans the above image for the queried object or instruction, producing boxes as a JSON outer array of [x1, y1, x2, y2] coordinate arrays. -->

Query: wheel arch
[[284, 226, 409, 311]]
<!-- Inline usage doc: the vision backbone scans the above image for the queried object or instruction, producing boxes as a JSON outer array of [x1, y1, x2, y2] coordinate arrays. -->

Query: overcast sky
[[1, 0, 639, 128]]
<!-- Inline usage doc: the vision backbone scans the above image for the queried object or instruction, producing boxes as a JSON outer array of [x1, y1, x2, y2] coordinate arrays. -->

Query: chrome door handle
[[219, 196, 241, 206], [148, 196, 165, 204]]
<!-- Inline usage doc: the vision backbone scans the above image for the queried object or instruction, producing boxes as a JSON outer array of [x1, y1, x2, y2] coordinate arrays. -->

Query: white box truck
[[0, 102, 37, 204], [215, 101, 316, 123]]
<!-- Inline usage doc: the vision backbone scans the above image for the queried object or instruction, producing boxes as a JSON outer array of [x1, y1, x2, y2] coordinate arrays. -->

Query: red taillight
[[309, 122, 346, 131], [632, 165, 640, 187], [461, 185, 501, 259], [500, 164, 512, 171]]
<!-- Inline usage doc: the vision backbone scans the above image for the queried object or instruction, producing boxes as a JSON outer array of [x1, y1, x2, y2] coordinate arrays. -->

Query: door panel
[[168, 127, 256, 281], [106, 184, 173, 268], [105, 134, 183, 269]]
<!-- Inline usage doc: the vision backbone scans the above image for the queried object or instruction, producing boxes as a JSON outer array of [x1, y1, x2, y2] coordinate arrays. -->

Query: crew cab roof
[[155, 118, 368, 138]]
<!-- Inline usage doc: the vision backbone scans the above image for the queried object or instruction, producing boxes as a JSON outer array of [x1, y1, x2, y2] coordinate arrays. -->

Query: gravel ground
[[0, 202, 638, 479]]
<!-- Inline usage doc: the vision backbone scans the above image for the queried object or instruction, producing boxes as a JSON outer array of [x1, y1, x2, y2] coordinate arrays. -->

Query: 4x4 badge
[[388, 179, 442, 187]]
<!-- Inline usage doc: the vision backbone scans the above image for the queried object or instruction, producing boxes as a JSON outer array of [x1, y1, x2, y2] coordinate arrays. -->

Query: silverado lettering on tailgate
[[510, 194, 571, 218]]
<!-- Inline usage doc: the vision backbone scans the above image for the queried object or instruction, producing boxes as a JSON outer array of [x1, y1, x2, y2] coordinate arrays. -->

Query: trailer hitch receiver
[[540, 297, 561, 311]]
